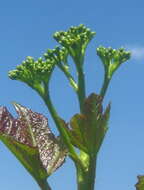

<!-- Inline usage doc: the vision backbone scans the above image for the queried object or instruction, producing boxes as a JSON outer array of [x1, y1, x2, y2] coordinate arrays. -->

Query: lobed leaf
[[64, 93, 110, 155]]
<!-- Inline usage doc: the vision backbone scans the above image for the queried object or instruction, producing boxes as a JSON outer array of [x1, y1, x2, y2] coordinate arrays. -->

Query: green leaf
[[65, 93, 110, 155], [0, 135, 47, 182], [135, 176, 144, 190], [0, 103, 67, 183]]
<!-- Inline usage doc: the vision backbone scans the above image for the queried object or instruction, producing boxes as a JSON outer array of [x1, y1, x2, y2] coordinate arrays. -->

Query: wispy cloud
[[124, 45, 144, 60]]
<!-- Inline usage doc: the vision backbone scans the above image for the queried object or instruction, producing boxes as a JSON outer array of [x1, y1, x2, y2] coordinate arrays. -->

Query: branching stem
[[57, 64, 78, 92], [38, 82, 85, 172]]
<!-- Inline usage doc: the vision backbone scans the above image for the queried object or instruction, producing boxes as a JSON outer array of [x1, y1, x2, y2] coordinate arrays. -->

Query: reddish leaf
[[0, 103, 67, 178]]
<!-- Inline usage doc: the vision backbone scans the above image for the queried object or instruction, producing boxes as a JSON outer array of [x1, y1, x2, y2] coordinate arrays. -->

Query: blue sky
[[0, 0, 144, 189]]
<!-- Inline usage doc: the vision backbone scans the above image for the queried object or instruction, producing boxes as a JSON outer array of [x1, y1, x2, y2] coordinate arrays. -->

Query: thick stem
[[74, 57, 98, 190], [76, 155, 97, 190], [37, 178, 52, 190]]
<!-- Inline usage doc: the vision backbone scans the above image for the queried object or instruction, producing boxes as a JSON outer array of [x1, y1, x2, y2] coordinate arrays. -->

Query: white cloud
[[125, 45, 144, 60]]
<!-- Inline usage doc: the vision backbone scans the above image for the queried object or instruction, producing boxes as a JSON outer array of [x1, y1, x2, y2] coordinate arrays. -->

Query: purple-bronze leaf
[[0, 106, 33, 146], [0, 103, 67, 176]]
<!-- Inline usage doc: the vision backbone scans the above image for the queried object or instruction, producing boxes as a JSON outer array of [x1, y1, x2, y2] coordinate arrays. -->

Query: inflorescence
[[9, 56, 55, 88], [97, 46, 131, 78], [53, 24, 96, 64]]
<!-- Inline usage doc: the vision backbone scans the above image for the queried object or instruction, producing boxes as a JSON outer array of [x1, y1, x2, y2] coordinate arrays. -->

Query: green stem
[[76, 65, 86, 113], [74, 57, 98, 189], [76, 155, 97, 190], [100, 70, 111, 99], [57, 64, 78, 92], [42, 84, 74, 154], [37, 178, 52, 190], [37, 82, 85, 171], [59, 60, 86, 114]]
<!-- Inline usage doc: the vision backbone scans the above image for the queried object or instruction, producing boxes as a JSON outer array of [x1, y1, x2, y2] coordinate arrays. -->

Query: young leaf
[[0, 104, 67, 182], [64, 93, 110, 155]]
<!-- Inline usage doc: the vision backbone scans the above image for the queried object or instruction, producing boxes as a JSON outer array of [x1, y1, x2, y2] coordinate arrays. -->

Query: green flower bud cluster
[[8, 55, 56, 94], [44, 46, 68, 66], [53, 24, 96, 62], [44, 46, 78, 92], [97, 46, 131, 78]]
